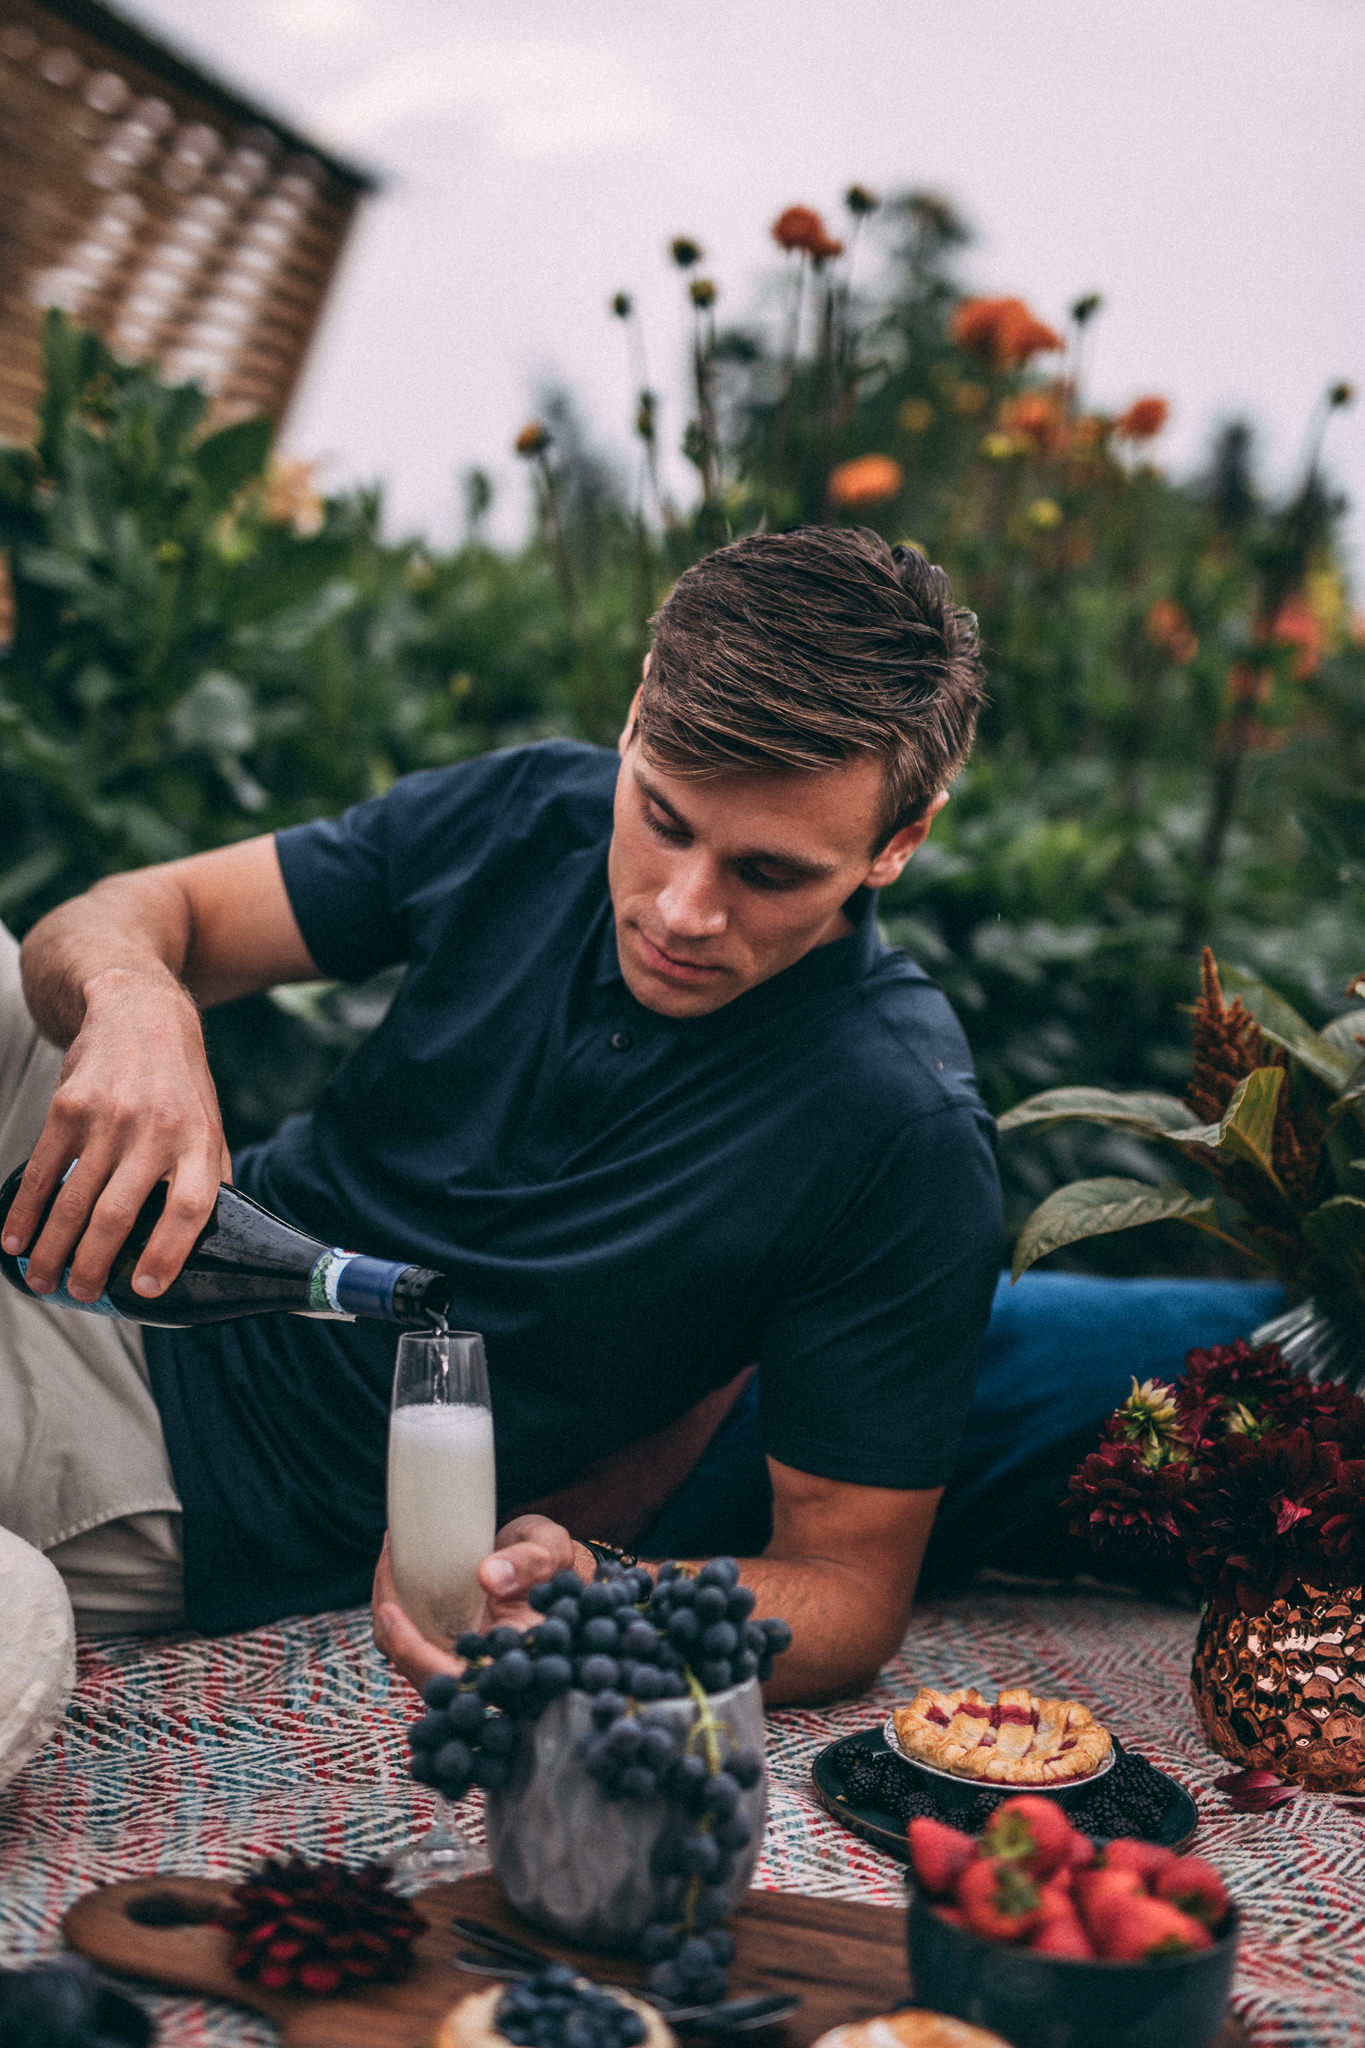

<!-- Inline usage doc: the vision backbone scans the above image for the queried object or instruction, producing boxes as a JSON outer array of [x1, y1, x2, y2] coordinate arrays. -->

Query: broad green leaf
[[1301, 1196, 1365, 1289], [998, 1086, 1199, 1140], [195, 415, 272, 512], [1320, 1010, 1365, 1060], [1196, 1067, 1284, 1189], [1219, 961, 1357, 1092], [1012, 1176, 1228, 1280]]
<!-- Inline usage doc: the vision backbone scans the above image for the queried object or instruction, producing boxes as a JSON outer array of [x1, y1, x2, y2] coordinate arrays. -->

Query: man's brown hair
[[639, 526, 985, 846]]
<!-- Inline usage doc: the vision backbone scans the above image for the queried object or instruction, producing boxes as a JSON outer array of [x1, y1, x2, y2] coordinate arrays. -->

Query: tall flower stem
[[765, 254, 807, 523]]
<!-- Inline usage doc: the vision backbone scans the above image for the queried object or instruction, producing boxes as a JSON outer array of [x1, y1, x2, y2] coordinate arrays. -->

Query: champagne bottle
[[0, 1160, 451, 1329]]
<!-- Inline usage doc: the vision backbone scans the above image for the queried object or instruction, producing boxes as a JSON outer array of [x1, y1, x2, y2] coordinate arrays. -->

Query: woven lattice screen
[[0, 0, 372, 446]]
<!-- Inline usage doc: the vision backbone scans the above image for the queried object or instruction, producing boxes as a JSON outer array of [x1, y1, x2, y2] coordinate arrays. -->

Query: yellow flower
[[952, 382, 989, 417], [897, 398, 935, 434], [689, 277, 717, 309], [1026, 497, 1063, 529], [980, 431, 1022, 461]]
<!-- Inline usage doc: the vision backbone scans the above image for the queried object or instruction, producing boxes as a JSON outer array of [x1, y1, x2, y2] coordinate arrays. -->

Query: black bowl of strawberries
[[905, 1796, 1238, 2048]]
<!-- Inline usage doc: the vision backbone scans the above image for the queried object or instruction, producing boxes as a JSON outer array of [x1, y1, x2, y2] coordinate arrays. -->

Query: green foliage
[[2, 192, 1362, 1215], [1003, 961, 1365, 1340]]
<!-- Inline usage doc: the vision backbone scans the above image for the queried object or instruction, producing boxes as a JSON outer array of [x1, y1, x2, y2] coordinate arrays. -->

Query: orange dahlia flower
[[772, 205, 830, 256], [998, 390, 1067, 455], [1268, 596, 1323, 680], [1116, 397, 1170, 442], [1146, 600, 1199, 665], [950, 296, 1063, 370], [828, 454, 903, 507]]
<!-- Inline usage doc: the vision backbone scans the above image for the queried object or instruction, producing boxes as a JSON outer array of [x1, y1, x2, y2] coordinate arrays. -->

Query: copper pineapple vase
[[1190, 1582, 1365, 1791]]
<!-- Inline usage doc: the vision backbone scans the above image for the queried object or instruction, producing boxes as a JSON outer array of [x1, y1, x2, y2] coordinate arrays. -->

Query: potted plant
[[1065, 1340, 1365, 1787], [999, 951, 1365, 1389]]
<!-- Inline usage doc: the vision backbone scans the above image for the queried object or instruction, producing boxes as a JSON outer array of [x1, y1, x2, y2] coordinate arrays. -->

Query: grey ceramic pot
[[485, 1680, 767, 1948]]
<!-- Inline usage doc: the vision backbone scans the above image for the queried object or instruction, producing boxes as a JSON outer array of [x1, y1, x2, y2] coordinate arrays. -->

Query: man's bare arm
[[373, 1460, 939, 1706], [5, 837, 318, 1303]]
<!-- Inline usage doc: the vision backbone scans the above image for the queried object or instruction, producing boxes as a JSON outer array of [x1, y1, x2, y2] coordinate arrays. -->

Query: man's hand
[[6, 838, 318, 1301], [3, 968, 230, 1302], [372, 1517, 594, 1695]]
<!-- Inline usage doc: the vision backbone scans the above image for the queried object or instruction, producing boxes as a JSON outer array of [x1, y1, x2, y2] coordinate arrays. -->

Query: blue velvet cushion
[[638, 1272, 1286, 1580]]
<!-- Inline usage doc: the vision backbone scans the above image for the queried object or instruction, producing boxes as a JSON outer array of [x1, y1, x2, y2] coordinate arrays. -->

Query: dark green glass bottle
[[0, 1160, 451, 1329]]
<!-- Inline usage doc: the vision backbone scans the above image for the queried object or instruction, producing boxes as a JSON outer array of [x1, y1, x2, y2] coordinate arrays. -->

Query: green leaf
[[1209, 1068, 1285, 1188], [998, 1086, 1200, 1140], [1301, 1196, 1365, 1290], [195, 416, 272, 512], [1218, 961, 1357, 1092], [1011, 1176, 1228, 1280], [1320, 1009, 1365, 1060]]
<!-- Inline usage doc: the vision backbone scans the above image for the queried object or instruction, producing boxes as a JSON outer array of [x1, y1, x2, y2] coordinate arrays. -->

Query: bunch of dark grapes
[[494, 1965, 648, 2048], [404, 1557, 793, 2009], [646, 1560, 792, 1691], [0, 1956, 152, 2046]]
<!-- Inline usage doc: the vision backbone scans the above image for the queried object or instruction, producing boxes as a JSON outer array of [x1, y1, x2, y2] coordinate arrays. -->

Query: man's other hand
[[371, 1516, 592, 1695]]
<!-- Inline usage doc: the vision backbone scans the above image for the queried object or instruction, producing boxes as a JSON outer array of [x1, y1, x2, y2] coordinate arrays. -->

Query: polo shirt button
[[610, 1029, 633, 1051]]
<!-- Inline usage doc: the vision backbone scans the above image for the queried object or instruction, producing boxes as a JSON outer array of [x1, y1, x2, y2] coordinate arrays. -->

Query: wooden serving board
[[64, 1869, 1252, 2048], [65, 1869, 911, 2048]]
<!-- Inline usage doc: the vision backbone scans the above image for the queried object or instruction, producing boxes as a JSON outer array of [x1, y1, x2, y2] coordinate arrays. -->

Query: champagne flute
[[386, 1327, 496, 1887]]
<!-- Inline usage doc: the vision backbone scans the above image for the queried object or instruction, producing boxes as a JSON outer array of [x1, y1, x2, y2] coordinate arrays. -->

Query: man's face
[[608, 703, 941, 1018]]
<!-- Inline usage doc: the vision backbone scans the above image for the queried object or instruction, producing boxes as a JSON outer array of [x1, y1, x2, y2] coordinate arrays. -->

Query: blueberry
[[694, 1585, 728, 1622], [456, 1631, 487, 1660], [583, 1616, 621, 1653], [423, 1673, 460, 1708], [533, 1617, 573, 1654], [701, 1621, 738, 1659]]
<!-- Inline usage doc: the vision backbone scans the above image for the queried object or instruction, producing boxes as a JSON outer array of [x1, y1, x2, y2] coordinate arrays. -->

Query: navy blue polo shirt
[[145, 741, 1003, 1633]]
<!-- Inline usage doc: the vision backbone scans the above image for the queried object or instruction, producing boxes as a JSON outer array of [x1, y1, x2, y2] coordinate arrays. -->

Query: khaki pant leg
[[0, 921, 185, 1633]]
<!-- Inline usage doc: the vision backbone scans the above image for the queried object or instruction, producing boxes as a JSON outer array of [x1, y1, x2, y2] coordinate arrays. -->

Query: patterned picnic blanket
[[1, 1588, 1361, 2046]]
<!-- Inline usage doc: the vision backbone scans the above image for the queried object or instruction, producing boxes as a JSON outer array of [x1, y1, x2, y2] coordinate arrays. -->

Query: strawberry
[[957, 1856, 1041, 1942], [1102, 1838, 1179, 1888], [982, 1794, 1078, 1878], [1064, 1828, 1096, 1871], [1074, 1864, 1145, 1943], [906, 1816, 978, 1900], [1094, 1893, 1214, 1962], [1031, 1894, 1095, 1957], [1154, 1855, 1230, 1931]]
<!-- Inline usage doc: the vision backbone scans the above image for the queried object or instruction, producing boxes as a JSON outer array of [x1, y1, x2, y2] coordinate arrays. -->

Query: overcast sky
[[117, 0, 1365, 568]]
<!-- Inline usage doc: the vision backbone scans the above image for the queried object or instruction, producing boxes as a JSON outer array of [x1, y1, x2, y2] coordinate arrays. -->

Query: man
[[1, 527, 1006, 1699]]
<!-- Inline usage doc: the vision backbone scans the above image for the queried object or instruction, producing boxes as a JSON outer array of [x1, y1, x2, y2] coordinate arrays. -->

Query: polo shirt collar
[[593, 887, 883, 1027]]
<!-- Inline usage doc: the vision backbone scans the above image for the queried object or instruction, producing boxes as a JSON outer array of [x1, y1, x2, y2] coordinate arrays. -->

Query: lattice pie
[[892, 1684, 1112, 1784]]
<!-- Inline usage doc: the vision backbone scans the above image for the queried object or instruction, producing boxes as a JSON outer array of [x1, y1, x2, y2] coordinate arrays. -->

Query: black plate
[[810, 1728, 1198, 1860]]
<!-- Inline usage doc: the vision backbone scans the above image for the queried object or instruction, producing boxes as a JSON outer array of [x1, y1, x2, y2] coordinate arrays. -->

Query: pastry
[[892, 1683, 1112, 1784], [435, 1983, 675, 2048], [812, 2011, 1011, 2048]]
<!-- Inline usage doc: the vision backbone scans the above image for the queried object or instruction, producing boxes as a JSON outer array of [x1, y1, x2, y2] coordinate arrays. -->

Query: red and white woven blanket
[[1, 1588, 1360, 2045]]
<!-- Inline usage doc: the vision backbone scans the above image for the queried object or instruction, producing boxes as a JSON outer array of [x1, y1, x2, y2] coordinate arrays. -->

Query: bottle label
[[15, 1257, 126, 1320], [308, 1248, 360, 1316], [306, 1248, 407, 1321]]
